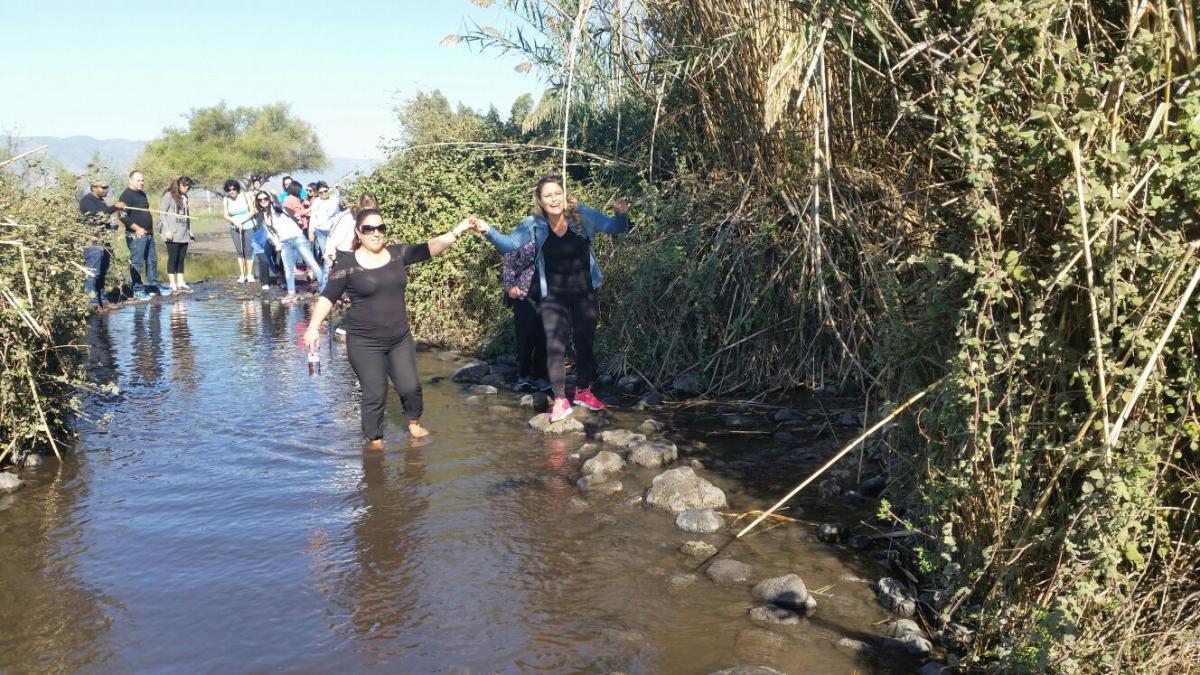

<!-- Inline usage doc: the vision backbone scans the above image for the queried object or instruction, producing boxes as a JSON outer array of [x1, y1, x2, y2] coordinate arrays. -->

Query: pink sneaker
[[573, 386, 606, 411], [549, 397, 574, 422]]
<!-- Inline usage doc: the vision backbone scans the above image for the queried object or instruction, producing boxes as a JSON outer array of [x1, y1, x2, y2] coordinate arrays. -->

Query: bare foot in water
[[364, 438, 384, 451], [408, 422, 430, 439]]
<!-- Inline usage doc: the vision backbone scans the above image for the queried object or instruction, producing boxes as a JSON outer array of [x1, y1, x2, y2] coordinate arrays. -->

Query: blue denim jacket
[[485, 205, 629, 297]]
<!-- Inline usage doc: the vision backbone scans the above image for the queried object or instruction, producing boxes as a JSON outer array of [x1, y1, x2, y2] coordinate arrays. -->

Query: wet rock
[[679, 540, 719, 558], [857, 474, 887, 497], [581, 450, 625, 480], [817, 522, 845, 543], [843, 490, 867, 507], [668, 573, 698, 590], [839, 574, 873, 585], [468, 384, 498, 395], [465, 395, 485, 405], [752, 574, 810, 612], [576, 476, 624, 496], [623, 493, 644, 508], [689, 459, 706, 471], [772, 431, 800, 443], [919, 662, 951, 675], [617, 375, 640, 393], [436, 350, 462, 361], [528, 413, 585, 434], [885, 618, 925, 639], [748, 605, 804, 626], [881, 632, 932, 656], [848, 534, 872, 551], [0, 472, 22, 492], [488, 405, 515, 416], [773, 407, 804, 422], [877, 577, 917, 617], [519, 394, 536, 407], [575, 443, 602, 460], [834, 637, 875, 657], [566, 452, 584, 466], [675, 508, 723, 533], [567, 496, 591, 511], [451, 360, 489, 382], [724, 415, 760, 429], [628, 439, 678, 468], [818, 479, 842, 502], [671, 371, 704, 395], [428, 375, 445, 384], [839, 411, 862, 427], [705, 558, 753, 584], [596, 428, 648, 450], [480, 374, 507, 388], [23, 453, 44, 469], [638, 418, 665, 435], [709, 665, 784, 675], [644, 467, 728, 514]]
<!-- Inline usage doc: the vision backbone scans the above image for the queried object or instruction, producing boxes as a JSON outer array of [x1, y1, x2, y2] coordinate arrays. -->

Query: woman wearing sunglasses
[[222, 179, 258, 283], [302, 209, 475, 447], [253, 191, 326, 302]]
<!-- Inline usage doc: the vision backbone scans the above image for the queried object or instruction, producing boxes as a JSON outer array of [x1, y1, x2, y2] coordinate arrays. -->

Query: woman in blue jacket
[[474, 175, 629, 422]]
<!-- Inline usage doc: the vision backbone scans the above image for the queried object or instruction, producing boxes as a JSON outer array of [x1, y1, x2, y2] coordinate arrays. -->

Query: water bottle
[[308, 350, 321, 376]]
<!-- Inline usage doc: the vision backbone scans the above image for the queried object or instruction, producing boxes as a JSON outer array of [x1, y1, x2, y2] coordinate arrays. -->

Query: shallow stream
[[0, 298, 907, 673]]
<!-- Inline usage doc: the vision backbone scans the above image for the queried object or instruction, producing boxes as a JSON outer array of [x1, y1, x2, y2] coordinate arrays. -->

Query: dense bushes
[[0, 161, 92, 466], [363, 0, 1198, 670]]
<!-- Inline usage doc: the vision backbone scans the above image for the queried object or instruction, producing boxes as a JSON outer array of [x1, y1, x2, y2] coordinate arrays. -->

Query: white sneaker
[[261, 284, 270, 291]]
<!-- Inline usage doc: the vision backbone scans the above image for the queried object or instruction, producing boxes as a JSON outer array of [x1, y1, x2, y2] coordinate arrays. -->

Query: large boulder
[[596, 428, 647, 450], [528, 413, 585, 434], [752, 574, 811, 612], [451, 360, 490, 382], [628, 439, 678, 468], [676, 508, 724, 533], [581, 450, 625, 481], [645, 467, 727, 513]]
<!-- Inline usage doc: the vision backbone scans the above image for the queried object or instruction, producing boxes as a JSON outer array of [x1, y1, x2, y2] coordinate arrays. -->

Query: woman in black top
[[303, 209, 474, 447]]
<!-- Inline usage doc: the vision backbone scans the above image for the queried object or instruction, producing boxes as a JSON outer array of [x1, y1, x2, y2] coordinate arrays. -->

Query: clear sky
[[0, 0, 542, 158]]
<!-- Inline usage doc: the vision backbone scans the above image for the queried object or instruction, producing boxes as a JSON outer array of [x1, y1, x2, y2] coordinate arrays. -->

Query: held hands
[[467, 216, 490, 235], [508, 286, 526, 299], [613, 198, 629, 215]]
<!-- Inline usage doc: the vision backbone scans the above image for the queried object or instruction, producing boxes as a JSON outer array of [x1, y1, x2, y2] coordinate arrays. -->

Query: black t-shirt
[[542, 227, 592, 296], [321, 243, 432, 339], [117, 188, 152, 232], [79, 193, 117, 242]]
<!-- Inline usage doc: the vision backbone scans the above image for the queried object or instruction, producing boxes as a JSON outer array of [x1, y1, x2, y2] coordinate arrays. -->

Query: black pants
[[542, 292, 598, 398], [346, 331, 423, 439], [513, 298, 548, 379], [165, 241, 188, 274]]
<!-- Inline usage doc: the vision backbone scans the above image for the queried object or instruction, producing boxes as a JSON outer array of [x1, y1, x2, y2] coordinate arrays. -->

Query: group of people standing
[[81, 169, 630, 449], [303, 174, 629, 448]]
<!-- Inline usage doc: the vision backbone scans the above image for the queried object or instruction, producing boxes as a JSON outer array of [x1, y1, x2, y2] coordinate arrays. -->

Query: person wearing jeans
[[474, 175, 630, 422], [252, 191, 325, 302], [79, 179, 123, 309], [118, 170, 161, 299]]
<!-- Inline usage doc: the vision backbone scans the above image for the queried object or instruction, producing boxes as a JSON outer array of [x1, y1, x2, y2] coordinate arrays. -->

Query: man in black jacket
[[117, 170, 161, 299], [79, 178, 124, 309]]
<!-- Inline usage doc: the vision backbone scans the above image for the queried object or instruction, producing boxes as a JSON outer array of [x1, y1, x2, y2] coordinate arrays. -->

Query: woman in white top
[[253, 191, 326, 302]]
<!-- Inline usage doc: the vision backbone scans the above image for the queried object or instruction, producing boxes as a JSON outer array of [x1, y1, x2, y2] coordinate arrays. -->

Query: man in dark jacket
[[79, 178, 124, 309], [117, 170, 161, 299]]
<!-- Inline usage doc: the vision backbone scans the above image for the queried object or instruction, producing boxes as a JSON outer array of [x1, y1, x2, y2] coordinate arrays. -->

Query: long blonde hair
[[531, 175, 580, 227]]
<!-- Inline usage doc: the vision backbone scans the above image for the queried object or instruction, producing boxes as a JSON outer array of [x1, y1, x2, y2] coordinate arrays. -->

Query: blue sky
[[0, 1, 543, 158]]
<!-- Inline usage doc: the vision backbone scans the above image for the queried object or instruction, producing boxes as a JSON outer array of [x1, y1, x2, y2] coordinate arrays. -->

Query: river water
[[0, 298, 905, 673]]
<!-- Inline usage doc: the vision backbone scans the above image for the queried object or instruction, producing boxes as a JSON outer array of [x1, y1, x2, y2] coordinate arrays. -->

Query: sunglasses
[[256, 197, 270, 203], [358, 224, 386, 235]]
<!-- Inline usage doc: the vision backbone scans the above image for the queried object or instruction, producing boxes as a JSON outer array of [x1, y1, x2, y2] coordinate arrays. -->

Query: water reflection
[[86, 314, 119, 389], [169, 302, 196, 392], [129, 303, 164, 388]]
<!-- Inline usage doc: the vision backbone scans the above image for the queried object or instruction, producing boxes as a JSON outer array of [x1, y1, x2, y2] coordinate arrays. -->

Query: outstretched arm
[[579, 199, 630, 235], [427, 219, 475, 257], [475, 217, 534, 253]]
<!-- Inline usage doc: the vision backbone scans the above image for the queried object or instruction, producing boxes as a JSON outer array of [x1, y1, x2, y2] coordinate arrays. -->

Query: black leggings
[[346, 332, 423, 439], [165, 241, 188, 274], [513, 298, 547, 379], [541, 292, 598, 398]]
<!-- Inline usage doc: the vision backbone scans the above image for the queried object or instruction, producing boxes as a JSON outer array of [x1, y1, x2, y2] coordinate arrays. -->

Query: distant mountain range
[[2, 135, 378, 187]]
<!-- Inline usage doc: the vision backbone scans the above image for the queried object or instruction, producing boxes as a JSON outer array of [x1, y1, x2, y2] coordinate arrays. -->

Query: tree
[[135, 102, 327, 191]]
